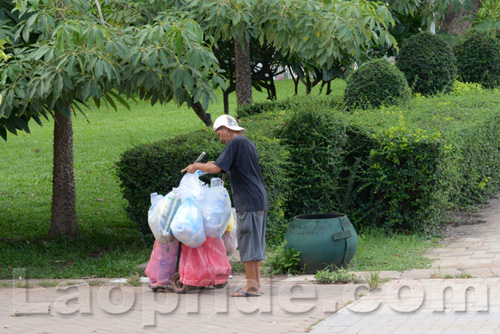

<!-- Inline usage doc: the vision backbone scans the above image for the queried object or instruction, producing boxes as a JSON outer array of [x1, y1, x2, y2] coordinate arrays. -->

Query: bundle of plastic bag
[[170, 197, 206, 248], [197, 185, 231, 238], [223, 208, 238, 254], [148, 191, 180, 244]]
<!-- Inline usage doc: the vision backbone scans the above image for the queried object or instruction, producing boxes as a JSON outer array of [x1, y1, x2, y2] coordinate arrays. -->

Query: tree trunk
[[439, 0, 482, 35], [191, 101, 212, 126], [223, 89, 230, 114], [49, 106, 77, 238], [266, 78, 277, 100], [290, 66, 300, 95], [234, 30, 252, 107]]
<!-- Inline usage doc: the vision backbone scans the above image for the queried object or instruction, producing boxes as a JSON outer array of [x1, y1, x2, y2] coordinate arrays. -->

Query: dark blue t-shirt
[[214, 135, 268, 212]]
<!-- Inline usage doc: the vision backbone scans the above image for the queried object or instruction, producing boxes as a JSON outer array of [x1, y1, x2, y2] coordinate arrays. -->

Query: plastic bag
[[176, 172, 206, 201], [197, 186, 231, 238], [170, 197, 206, 248], [145, 240, 179, 286], [179, 237, 231, 287], [222, 208, 238, 254], [148, 191, 180, 244]]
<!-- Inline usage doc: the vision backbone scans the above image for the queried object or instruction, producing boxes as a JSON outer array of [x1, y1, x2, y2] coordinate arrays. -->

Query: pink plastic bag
[[179, 237, 231, 287], [145, 240, 179, 286]]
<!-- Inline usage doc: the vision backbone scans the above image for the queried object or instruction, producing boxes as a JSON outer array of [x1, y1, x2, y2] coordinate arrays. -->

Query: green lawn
[[0, 78, 433, 279]]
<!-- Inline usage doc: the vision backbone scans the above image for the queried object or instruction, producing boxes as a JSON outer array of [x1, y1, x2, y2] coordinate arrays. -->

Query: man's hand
[[181, 162, 222, 174], [181, 163, 198, 174]]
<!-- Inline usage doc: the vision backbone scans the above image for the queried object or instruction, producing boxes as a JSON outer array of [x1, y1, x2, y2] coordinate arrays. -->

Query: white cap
[[213, 115, 246, 133]]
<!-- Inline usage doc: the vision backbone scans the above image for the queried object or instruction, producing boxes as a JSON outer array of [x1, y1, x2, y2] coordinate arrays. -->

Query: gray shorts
[[236, 211, 267, 262]]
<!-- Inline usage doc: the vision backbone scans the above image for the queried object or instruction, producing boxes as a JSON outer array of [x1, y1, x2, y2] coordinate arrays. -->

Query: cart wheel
[[171, 272, 187, 294], [214, 281, 228, 289]]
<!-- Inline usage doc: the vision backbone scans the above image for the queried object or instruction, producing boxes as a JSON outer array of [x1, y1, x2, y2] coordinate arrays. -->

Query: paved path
[[2, 197, 500, 333], [308, 197, 500, 334], [1, 276, 360, 334]]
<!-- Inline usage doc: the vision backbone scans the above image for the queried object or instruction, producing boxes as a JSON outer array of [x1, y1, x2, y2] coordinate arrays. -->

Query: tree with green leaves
[[0, 0, 222, 237], [173, 0, 397, 108]]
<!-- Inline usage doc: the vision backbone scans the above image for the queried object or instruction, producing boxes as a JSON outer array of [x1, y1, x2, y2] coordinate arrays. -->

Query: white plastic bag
[[148, 191, 180, 244], [170, 197, 206, 248], [222, 208, 238, 254], [198, 186, 231, 238], [177, 172, 206, 201]]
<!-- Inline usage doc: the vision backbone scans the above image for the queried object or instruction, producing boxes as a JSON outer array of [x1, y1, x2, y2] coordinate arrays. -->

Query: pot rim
[[293, 212, 346, 220]]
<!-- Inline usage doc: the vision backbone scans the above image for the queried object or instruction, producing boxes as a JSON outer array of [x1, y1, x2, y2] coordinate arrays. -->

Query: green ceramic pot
[[284, 213, 358, 273]]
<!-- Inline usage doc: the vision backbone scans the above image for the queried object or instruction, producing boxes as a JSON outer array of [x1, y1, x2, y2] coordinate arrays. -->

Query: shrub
[[396, 32, 456, 95], [453, 29, 500, 89], [344, 58, 411, 109], [277, 106, 347, 218], [449, 80, 483, 96], [116, 124, 290, 246], [237, 95, 345, 119], [336, 91, 500, 234], [116, 129, 223, 245], [237, 99, 293, 118], [118, 91, 500, 242]]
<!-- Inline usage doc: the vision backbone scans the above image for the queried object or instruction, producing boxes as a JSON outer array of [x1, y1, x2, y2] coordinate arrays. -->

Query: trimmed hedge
[[236, 95, 345, 119], [344, 58, 411, 109], [335, 92, 500, 233], [118, 90, 500, 240], [396, 32, 456, 95], [453, 29, 500, 89], [116, 126, 290, 246], [277, 107, 347, 218]]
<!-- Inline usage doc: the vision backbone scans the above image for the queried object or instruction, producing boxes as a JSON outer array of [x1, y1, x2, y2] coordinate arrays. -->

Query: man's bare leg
[[231, 261, 260, 296]]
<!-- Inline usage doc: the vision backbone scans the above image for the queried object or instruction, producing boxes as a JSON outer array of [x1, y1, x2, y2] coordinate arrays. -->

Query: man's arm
[[181, 161, 222, 174]]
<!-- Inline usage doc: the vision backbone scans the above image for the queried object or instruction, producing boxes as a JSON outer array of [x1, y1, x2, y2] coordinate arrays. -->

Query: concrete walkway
[[308, 197, 500, 334], [2, 197, 500, 333]]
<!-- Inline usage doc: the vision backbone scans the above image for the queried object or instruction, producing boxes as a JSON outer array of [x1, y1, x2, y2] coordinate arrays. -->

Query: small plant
[[38, 280, 59, 288], [0, 282, 12, 288], [305, 318, 325, 333], [127, 275, 142, 287], [16, 281, 35, 289], [314, 266, 358, 284], [455, 272, 473, 279], [88, 280, 105, 287], [363, 271, 382, 290], [264, 241, 302, 275], [345, 58, 411, 109]]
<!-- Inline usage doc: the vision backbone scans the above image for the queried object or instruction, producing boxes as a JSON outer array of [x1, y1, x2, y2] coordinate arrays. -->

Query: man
[[182, 114, 268, 297]]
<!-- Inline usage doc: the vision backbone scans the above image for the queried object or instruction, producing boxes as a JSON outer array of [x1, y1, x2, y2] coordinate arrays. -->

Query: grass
[[38, 280, 59, 287], [0, 79, 347, 279], [349, 229, 436, 272], [0, 77, 436, 279]]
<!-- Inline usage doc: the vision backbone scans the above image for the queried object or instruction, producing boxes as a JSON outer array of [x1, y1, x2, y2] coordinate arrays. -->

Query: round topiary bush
[[344, 58, 411, 109], [453, 29, 500, 89], [396, 32, 456, 95]]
